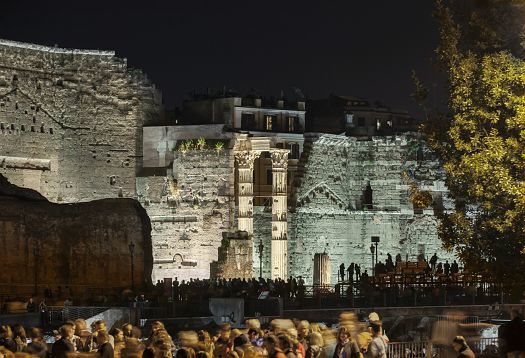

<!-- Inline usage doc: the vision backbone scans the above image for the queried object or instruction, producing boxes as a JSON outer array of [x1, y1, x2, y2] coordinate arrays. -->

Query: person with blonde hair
[[297, 321, 310, 351], [305, 332, 325, 358], [0, 325, 15, 352]]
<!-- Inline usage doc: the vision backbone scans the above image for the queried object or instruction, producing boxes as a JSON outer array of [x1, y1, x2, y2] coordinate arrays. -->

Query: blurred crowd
[[0, 312, 390, 358], [0, 309, 490, 358]]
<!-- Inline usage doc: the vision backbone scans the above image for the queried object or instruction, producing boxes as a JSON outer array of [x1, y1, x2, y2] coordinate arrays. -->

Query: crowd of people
[[0, 309, 489, 358], [338, 253, 464, 282]]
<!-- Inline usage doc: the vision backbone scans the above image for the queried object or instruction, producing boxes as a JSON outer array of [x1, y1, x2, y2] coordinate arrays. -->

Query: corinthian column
[[234, 151, 260, 235], [270, 149, 289, 279]]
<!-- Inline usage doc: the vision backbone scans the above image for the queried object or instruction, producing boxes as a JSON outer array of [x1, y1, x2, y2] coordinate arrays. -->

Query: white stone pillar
[[234, 151, 260, 235], [270, 149, 289, 279]]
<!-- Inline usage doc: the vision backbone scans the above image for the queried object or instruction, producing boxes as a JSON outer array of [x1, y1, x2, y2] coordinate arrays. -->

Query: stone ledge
[[150, 215, 198, 223]]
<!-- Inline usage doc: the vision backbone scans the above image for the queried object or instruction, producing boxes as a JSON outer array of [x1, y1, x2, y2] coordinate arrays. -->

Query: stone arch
[[401, 216, 439, 261]]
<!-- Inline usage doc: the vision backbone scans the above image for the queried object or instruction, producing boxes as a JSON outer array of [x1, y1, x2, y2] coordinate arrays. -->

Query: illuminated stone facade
[[0, 39, 455, 285]]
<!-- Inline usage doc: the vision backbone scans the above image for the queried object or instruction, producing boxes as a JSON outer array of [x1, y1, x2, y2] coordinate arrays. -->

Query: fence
[[387, 338, 499, 358], [46, 306, 110, 325]]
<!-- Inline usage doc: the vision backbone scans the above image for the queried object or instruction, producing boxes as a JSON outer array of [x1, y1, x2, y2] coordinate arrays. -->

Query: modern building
[[307, 95, 420, 136]]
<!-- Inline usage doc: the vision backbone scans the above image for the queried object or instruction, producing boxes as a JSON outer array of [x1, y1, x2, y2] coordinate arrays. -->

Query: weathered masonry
[[0, 39, 456, 285], [0, 39, 161, 203]]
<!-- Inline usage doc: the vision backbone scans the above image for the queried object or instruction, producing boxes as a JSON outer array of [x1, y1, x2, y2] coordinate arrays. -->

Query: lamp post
[[33, 240, 39, 296], [129, 241, 135, 291], [258, 241, 264, 279], [370, 244, 375, 276], [371, 236, 380, 271]]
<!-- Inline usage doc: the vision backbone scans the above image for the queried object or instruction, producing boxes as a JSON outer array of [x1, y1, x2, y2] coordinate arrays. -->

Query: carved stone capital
[[235, 151, 260, 169], [270, 150, 289, 170]]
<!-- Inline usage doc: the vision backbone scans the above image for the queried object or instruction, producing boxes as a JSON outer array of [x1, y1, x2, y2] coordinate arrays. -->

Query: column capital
[[235, 151, 260, 169], [270, 149, 289, 170]]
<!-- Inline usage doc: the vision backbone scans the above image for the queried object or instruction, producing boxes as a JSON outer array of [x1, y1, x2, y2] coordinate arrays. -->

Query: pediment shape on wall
[[296, 181, 348, 210]]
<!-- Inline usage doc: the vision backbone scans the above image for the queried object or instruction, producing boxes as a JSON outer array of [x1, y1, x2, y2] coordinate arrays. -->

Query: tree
[[415, 0, 525, 291]]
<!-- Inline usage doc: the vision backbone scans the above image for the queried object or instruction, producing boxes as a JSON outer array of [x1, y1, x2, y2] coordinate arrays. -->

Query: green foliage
[[415, 0, 525, 290], [196, 137, 207, 150], [215, 141, 224, 152], [177, 139, 228, 153]]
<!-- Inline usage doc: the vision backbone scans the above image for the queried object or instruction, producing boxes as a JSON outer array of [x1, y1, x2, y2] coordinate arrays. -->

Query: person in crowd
[[197, 330, 214, 356], [111, 328, 126, 356], [451, 260, 460, 275], [297, 320, 310, 353], [233, 334, 255, 358], [355, 265, 361, 281], [26, 297, 36, 313], [339, 264, 345, 282], [214, 323, 232, 358], [94, 320, 115, 348], [51, 324, 75, 358], [366, 321, 387, 358], [121, 323, 133, 339], [452, 336, 475, 358], [97, 329, 115, 358], [264, 335, 286, 358], [306, 332, 325, 358], [430, 253, 438, 272], [333, 326, 360, 358], [0, 325, 16, 352], [74, 318, 94, 352], [25, 327, 47, 358], [501, 309, 525, 358], [444, 261, 451, 276], [12, 324, 27, 352]]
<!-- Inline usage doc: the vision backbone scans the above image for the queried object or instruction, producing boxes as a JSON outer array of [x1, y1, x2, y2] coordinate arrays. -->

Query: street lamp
[[129, 241, 135, 291], [371, 236, 380, 271], [258, 241, 264, 279], [33, 240, 39, 296], [370, 244, 375, 276]]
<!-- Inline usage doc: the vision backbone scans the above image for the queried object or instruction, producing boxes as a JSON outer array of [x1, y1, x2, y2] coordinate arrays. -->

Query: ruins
[[0, 39, 455, 287]]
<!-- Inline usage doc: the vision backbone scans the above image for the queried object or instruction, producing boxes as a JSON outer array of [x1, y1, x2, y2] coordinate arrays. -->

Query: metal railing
[[387, 338, 499, 358], [47, 306, 110, 324]]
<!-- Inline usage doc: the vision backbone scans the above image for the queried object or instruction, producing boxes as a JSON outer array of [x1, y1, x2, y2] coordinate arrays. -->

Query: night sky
[[0, 1, 442, 116]]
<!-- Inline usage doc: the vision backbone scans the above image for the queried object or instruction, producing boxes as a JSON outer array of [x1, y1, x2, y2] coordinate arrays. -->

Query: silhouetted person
[[502, 310, 525, 358], [451, 260, 459, 275], [430, 253, 438, 272], [347, 263, 354, 283], [355, 264, 361, 281], [444, 261, 451, 276], [339, 263, 345, 282]]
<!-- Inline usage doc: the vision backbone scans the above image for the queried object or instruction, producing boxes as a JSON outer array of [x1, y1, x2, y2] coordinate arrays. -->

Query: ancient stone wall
[[211, 231, 253, 279], [252, 134, 455, 283], [137, 148, 236, 282], [0, 39, 161, 203], [0, 175, 152, 296]]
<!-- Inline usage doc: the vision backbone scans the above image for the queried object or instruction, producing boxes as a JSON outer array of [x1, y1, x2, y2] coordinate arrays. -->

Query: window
[[241, 113, 256, 130], [288, 116, 298, 132], [387, 119, 393, 128], [357, 117, 366, 127], [345, 113, 354, 125], [21, 125, 25, 131], [266, 169, 273, 185], [265, 115, 274, 131], [287, 143, 300, 159], [362, 182, 373, 209], [376, 118, 381, 130]]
